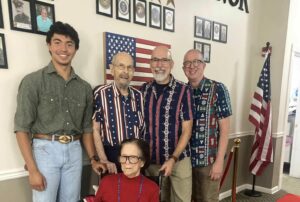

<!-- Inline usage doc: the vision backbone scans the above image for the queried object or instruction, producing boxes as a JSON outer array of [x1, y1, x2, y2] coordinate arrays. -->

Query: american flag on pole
[[104, 32, 171, 89], [248, 52, 273, 176]]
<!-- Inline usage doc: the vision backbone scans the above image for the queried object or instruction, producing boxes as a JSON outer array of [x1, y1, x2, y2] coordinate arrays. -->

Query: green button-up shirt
[[14, 62, 93, 135]]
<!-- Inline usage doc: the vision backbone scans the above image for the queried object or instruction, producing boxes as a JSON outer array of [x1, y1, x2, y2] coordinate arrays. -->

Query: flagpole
[[244, 175, 262, 197]]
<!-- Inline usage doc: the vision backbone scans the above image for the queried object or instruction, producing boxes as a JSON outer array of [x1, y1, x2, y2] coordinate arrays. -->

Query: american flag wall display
[[104, 32, 171, 89]]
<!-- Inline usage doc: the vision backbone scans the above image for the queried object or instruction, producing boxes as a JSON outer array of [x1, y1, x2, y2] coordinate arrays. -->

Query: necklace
[[117, 174, 144, 202]]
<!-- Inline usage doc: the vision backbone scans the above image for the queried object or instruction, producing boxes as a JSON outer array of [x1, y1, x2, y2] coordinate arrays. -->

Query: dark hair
[[119, 138, 150, 172], [46, 21, 79, 50]]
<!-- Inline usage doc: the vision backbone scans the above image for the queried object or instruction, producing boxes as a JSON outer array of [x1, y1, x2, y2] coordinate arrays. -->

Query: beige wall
[[0, 0, 296, 199]]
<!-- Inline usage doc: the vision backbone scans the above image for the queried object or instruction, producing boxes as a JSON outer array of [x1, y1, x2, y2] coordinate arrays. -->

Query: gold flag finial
[[167, 0, 175, 7]]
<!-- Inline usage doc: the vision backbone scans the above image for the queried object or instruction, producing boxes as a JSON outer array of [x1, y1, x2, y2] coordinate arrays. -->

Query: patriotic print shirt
[[141, 76, 194, 165], [93, 82, 144, 146], [190, 77, 232, 167]]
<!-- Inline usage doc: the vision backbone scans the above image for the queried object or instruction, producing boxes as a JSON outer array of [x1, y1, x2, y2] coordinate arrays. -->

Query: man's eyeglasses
[[114, 64, 135, 72], [119, 155, 142, 164], [150, 57, 171, 65], [183, 59, 204, 68]]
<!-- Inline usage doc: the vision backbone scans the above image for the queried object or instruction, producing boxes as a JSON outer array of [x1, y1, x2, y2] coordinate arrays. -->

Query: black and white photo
[[194, 16, 204, 38], [0, 34, 8, 69], [203, 20, 212, 40], [194, 41, 203, 53], [212, 21, 220, 41], [163, 7, 174, 32], [149, 2, 161, 29], [220, 24, 228, 43], [133, 0, 146, 25], [97, 0, 113, 17], [0, 0, 4, 28], [203, 43, 211, 63], [116, 0, 131, 22], [9, 0, 33, 32]]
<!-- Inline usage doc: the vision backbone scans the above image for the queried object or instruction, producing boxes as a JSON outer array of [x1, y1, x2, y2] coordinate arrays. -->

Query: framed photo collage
[[97, 0, 175, 32]]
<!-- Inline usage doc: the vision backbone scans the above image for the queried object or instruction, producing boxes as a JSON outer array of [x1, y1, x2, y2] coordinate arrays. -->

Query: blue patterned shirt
[[141, 76, 194, 165], [93, 82, 144, 146], [190, 77, 232, 167]]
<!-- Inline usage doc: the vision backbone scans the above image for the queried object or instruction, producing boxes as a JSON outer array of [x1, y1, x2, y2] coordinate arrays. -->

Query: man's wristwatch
[[169, 155, 178, 162], [90, 155, 100, 163]]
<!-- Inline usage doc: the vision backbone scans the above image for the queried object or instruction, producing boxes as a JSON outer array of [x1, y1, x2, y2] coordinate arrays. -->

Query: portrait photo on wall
[[163, 7, 174, 32], [212, 21, 220, 42], [34, 1, 55, 34], [97, 0, 112, 17], [220, 23, 228, 43], [149, 2, 161, 29], [0, 0, 4, 28], [203, 19, 212, 40], [0, 34, 8, 69], [194, 16, 204, 38], [133, 0, 146, 26], [8, 0, 33, 32], [194, 41, 211, 63], [116, 0, 130, 22]]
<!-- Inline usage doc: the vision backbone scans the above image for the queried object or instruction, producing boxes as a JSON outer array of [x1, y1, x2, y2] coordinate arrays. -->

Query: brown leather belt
[[33, 134, 81, 144]]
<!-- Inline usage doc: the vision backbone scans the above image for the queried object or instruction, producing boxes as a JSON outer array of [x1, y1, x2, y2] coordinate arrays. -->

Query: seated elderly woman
[[95, 138, 159, 202]]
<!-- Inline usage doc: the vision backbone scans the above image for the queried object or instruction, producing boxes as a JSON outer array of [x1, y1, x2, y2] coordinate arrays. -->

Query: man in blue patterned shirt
[[93, 52, 145, 173], [141, 46, 194, 202], [183, 49, 232, 202]]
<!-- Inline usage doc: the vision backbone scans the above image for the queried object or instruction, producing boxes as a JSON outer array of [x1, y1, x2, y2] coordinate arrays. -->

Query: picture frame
[[116, 0, 131, 22], [149, 2, 161, 29], [0, 34, 8, 69], [8, 0, 33, 32], [133, 0, 146, 26], [212, 21, 221, 42], [203, 19, 212, 40], [194, 16, 204, 38], [163, 7, 174, 32], [0, 0, 4, 28], [194, 41, 211, 63], [220, 23, 228, 43], [34, 1, 55, 34], [96, 0, 113, 17]]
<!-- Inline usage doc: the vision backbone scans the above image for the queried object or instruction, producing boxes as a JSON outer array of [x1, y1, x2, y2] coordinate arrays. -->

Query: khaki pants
[[146, 157, 192, 202], [192, 165, 220, 202]]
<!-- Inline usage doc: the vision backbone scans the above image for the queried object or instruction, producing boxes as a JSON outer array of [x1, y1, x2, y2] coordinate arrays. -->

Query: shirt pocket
[[38, 93, 59, 123], [68, 97, 86, 124]]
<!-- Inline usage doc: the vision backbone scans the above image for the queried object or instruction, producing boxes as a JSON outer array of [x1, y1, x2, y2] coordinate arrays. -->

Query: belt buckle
[[58, 135, 71, 144]]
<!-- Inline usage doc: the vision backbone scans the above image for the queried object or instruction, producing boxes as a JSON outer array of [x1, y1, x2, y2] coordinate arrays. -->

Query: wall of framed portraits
[[0, 0, 298, 200]]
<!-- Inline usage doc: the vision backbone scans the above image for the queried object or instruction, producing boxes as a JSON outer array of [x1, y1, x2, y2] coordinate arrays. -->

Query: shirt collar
[[45, 61, 78, 80], [112, 82, 135, 100]]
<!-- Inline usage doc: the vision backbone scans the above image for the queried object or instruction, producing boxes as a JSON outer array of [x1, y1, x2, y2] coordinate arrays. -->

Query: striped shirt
[[93, 82, 144, 146], [141, 75, 194, 165], [190, 77, 232, 167]]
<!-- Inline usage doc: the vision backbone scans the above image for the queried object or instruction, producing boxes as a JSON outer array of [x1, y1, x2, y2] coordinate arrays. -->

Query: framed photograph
[[203, 19, 212, 40], [8, 0, 33, 32], [194, 41, 211, 63], [163, 7, 174, 32], [220, 24, 228, 43], [0, 34, 8, 69], [212, 22, 220, 42], [116, 0, 131, 22], [133, 0, 146, 25], [149, 2, 161, 29], [96, 0, 112, 17], [0, 0, 4, 28], [194, 16, 204, 38], [34, 1, 55, 34]]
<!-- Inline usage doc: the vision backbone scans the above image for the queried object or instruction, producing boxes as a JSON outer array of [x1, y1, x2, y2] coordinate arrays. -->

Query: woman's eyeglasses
[[119, 155, 142, 164]]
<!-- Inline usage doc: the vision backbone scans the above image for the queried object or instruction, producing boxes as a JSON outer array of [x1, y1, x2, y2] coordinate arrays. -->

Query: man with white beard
[[141, 46, 194, 202]]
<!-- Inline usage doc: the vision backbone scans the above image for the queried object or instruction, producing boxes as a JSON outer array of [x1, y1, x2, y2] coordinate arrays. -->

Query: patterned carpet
[[220, 190, 288, 202]]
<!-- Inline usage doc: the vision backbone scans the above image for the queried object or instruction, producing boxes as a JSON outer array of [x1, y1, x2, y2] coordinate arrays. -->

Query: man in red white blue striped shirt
[[93, 52, 145, 173]]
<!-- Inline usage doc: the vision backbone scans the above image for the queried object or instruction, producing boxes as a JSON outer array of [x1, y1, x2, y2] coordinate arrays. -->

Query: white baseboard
[[219, 184, 280, 200], [0, 168, 28, 181]]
